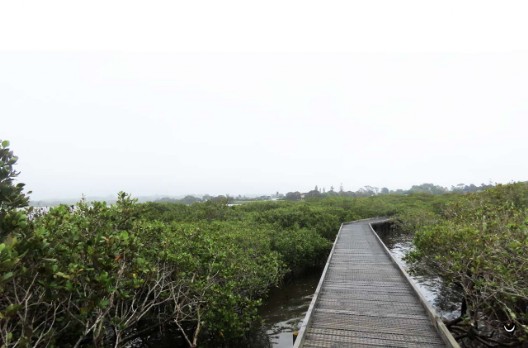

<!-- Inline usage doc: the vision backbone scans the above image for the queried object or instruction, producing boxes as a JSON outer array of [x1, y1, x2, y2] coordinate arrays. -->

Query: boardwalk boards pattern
[[294, 220, 459, 348]]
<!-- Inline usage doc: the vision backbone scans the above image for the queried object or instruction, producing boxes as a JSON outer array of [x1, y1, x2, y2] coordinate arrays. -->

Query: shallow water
[[256, 271, 320, 347], [376, 231, 462, 321]]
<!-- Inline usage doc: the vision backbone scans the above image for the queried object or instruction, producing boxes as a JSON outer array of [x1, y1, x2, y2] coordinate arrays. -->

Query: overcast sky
[[1, 1, 527, 200]]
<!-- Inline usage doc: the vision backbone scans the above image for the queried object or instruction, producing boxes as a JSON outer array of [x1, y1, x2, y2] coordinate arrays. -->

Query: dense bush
[[9, 138, 524, 346], [1, 194, 287, 347], [252, 204, 341, 240], [0, 141, 338, 347], [407, 183, 528, 345]]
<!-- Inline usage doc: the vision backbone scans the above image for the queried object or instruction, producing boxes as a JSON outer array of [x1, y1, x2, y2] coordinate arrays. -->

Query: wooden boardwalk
[[294, 219, 459, 348]]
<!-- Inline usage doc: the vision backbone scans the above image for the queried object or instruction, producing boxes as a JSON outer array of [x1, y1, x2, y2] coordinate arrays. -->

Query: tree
[[304, 190, 322, 199], [0, 140, 30, 238], [285, 191, 302, 201], [356, 186, 377, 197], [408, 183, 447, 195], [180, 195, 202, 205]]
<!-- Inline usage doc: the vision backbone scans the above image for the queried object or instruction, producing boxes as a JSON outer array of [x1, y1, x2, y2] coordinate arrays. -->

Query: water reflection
[[257, 271, 320, 348]]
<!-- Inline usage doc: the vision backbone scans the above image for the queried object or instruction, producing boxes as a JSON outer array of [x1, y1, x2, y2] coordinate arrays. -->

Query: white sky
[[1, 1, 527, 200]]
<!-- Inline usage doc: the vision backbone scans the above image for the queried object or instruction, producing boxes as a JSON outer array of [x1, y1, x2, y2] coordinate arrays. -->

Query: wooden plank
[[294, 219, 460, 348], [310, 318, 443, 336], [308, 327, 446, 345], [303, 332, 446, 348]]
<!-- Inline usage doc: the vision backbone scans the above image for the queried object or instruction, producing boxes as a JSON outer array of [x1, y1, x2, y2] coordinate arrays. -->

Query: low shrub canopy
[[2, 139, 526, 346]]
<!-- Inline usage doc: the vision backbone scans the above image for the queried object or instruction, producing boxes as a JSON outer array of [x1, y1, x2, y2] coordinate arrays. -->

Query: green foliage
[[284, 191, 302, 201], [0, 140, 30, 239], [170, 221, 284, 337], [5, 188, 430, 346], [138, 198, 235, 223], [0, 194, 288, 347], [407, 183, 528, 342], [12, 139, 515, 346], [0, 140, 33, 346], [408, 183, 448, 195], [270, 226, 331, 270], [392, 207, 439, 234], [251, 203, 341, 240]]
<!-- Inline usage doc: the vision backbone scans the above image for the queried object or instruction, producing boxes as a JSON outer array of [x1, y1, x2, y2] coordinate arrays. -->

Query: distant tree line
[[284, 182, 496, 201], [153, 182, 498, 205]]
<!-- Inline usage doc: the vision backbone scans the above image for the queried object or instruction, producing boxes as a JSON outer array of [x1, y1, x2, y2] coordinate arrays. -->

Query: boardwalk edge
[[293, 223, 345, 348], [369, 220, 461, 348]]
